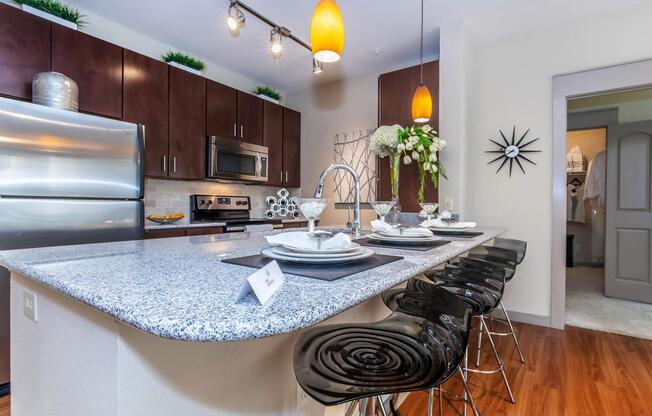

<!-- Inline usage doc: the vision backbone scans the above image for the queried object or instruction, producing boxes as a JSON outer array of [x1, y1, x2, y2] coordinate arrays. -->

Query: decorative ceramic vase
[[32, 72, 79, 111]]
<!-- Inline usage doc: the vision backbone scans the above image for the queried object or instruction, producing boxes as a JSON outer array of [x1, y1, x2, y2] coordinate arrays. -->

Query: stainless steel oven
[[207, 136, 268, 183]]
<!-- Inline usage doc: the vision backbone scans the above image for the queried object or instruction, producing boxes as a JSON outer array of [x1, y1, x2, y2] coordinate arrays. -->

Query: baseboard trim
[[491, 309, 551, 327], [0, 382, 9, 397]]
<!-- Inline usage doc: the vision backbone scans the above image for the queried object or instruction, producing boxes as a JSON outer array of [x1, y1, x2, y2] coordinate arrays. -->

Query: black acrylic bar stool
[[294, 280, 476, 416], [465, 238, 527, 365], [425, 263, 516, 406]]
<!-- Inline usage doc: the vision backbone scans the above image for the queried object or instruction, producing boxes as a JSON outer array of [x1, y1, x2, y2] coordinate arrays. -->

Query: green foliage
[[162, 51, 206, 71], [255, 85, 282, 101], [14, 0, 85, 26]]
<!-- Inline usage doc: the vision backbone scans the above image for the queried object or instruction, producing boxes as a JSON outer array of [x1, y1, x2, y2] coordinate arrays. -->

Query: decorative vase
[[387, 152, 402, 224], [32, 72, 79, 111]]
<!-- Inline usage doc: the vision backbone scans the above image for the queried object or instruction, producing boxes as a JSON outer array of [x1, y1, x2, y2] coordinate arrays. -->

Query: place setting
[[222, 198, 403, 281], [419, 210, 483, 238]]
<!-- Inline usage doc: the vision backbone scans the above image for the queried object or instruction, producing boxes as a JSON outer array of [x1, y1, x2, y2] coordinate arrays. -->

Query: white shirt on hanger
[[584, 150, 606, 208]]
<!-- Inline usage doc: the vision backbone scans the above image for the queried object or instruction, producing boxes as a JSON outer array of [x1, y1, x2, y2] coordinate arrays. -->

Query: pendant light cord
[[419, 0, 424, 85]]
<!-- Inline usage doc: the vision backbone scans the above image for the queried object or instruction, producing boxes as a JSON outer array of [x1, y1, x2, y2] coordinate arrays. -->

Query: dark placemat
[[430, 230, 484, 238], [357, 237, 451, 252], [222, 253, 403, 282]]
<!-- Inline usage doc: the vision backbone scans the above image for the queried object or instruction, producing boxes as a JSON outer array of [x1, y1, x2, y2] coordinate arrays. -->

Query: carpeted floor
[[566, 266, 652, 340]]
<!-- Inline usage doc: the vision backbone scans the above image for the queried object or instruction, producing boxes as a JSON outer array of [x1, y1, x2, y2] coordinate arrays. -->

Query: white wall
[[455, 1, 652, 319], [286, 73, 380, 226]]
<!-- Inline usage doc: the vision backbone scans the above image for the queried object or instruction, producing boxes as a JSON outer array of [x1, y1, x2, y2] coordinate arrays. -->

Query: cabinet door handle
[[172, 156, 177, 173], [285, 171, 288, 183], [280, 171, 283, 184], [162, 155, 167, 173], [233, 123, 237, 137], [240, 125, 244, 138]]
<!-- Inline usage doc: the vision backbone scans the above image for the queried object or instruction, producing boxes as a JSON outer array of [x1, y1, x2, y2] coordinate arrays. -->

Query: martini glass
[[419, 202, 439, 221], [369, 201, 397, 223], [298, 198, 330, 234]]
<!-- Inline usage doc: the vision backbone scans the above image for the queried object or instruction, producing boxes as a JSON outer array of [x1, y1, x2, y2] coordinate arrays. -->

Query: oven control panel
[[192, 195, 250, 211]]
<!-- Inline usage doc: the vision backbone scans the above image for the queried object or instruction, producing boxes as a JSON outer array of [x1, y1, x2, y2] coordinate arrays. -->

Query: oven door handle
[[226, 226, 246, 232]]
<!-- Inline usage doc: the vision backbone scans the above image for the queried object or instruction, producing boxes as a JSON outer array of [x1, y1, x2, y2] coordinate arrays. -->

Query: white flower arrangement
[[370, 124, 402, 158]]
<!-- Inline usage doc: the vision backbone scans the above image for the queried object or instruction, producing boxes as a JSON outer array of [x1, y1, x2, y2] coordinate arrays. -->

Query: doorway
[[551, 59, 652, 331], [564, 96, 652, 339]]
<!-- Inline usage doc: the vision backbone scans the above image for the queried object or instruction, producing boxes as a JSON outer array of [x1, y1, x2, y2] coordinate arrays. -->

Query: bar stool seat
[[294, 280, 475, 415]]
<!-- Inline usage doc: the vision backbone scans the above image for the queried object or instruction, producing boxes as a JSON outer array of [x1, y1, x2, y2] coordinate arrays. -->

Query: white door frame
[[551, 58, 652, 329]]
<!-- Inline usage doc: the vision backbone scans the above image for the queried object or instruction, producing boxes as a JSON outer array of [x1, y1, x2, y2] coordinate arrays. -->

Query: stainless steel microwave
[[206, 136, 268, 183]]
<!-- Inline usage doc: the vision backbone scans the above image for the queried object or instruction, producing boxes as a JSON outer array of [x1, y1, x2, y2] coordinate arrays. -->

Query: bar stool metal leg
[[480, 316, 515, 403], [475, 317, 483, 367], [377, 397, 389, 416], [345, 401, 359, 416], [463, 346, 469, 416], [438, 386, 443, 416], [500, 300, 526, 364], [457, 367, 481, 416], [428, 387, 435, 416]]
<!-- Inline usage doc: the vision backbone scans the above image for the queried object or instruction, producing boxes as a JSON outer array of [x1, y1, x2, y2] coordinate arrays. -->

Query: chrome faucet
[[314, 164, 361, 236]]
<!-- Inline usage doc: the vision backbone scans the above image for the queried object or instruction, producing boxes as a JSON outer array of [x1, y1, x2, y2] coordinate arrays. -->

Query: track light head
[[312, 58, 323, 74], [270, 28, 283, 58], [227, 2, 245, 37]]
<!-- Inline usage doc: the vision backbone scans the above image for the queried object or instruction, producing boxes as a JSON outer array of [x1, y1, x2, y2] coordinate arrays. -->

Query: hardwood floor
[[0, 395, 8, 416], [399, 322, 652, 416], [1, 324, 650, 415]]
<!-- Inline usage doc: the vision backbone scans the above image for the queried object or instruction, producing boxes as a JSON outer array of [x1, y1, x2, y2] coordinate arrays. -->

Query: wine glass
[[419, 202, 439, 221], [369, 201, 396, 223], [298, 198, 330, 234]]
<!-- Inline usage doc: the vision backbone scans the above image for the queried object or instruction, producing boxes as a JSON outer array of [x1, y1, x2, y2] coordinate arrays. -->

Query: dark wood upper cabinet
[[263, 101, 284, 187], [283, 108, 301, 188], [123, 50, 169, 177], [207, 80, 238, 140], [168, 67, 206, 180], [0, 3, 51, 100], [237, 92, 263, 145], [377, 61, 439, 211], [51, 25, 123, 119]]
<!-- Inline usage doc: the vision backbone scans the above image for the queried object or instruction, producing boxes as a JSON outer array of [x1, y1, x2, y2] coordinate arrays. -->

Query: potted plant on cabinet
[[13, 0, 85, 30], [255, 86, 282, 104], [162, 51, 206, 76]]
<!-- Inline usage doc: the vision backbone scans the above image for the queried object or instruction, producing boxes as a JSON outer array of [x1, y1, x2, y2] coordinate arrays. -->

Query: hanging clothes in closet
[[567, 180, 586, 223], [584, 150, 606, 262]]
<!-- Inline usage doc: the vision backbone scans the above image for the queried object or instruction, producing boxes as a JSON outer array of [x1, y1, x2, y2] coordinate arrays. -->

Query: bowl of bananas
[[146, 213, 185, 225]]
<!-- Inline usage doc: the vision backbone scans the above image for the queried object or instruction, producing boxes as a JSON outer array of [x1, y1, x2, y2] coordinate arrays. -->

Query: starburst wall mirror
[[486, 127, 542, 177]]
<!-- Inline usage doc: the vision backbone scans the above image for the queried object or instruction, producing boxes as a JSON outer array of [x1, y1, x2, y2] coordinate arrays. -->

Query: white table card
[[235, 261, 285, 305]]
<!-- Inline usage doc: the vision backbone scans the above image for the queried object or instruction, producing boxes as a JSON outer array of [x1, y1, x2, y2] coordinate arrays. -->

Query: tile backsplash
[[144, 179, 301, 219]]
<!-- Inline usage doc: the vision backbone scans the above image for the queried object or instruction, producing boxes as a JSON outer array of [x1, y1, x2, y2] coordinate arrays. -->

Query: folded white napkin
[[420, 218, 477, 229], [265, 231, 353, 250], [371, 220, 433, 237]]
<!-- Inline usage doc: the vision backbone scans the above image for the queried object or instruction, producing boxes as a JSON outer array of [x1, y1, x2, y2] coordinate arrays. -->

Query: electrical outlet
[[23, 290, 38, 322], [444, 197, 454, 211]]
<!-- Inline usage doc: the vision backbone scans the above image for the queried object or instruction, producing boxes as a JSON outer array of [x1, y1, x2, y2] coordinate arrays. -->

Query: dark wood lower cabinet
[[377, 61, 439, 212], [185, 227, 224, 236], [168, 67, 206, 180], [144, 229, 187, 239], [0, 3, 50, 100]]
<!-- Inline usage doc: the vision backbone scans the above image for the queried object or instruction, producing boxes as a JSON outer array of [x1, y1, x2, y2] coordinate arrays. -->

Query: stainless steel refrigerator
[[0, 97, 145, 394]]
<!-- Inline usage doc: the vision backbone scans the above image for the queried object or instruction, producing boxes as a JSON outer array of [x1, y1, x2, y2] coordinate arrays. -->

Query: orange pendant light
[[411, 0, 432, 123], [310, 0, 344, 63]]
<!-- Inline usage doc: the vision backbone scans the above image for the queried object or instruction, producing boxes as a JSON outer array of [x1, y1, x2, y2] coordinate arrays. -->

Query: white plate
[[281, 242, 361, 254], [273, 246, 366, 259], [369, 233, 441, 243], [261, 247, 375, 264], [428, 226, 472, 231]]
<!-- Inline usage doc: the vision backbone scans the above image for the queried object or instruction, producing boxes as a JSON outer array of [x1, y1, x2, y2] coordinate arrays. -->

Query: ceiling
[[66, 0, 646, 93]]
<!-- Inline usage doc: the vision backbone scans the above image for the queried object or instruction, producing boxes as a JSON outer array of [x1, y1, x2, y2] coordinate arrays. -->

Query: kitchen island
[[0, 227, 504, 416]]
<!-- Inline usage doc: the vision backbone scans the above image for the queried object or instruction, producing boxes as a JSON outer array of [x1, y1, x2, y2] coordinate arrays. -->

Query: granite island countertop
[[0, 227, 505, 342]]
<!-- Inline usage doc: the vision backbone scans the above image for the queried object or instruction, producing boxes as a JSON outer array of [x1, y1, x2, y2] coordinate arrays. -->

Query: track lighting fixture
[[226, 2, 245, 37], [312, 58, 323, 74], [270, 28, 283, 58], [226, 1, 341, 74]]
